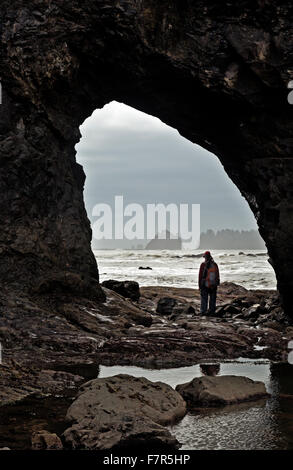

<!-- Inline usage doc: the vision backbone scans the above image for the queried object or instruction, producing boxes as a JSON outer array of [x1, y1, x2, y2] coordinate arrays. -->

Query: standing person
[[198, 251, 220, 315]]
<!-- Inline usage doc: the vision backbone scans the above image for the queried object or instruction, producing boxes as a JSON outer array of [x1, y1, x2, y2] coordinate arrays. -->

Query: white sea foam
[[93, 249, 276, 290]]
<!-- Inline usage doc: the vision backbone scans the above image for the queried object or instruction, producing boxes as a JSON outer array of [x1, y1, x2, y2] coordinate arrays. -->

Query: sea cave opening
[[75, 101, 276, 291]]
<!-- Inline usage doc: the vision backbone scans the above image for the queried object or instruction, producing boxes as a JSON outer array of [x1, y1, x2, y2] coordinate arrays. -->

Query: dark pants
[[200, 286, 217, 314]]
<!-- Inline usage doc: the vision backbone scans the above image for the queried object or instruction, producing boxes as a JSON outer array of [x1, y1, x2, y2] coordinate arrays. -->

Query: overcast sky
[[76, 101, 258, 238]]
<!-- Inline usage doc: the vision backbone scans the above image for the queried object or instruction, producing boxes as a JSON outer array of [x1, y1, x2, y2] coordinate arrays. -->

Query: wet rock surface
[[0, 281, 291, 448], [0, 362, 85, 406], [0, 281, 290, 404], [156, 297, 177, 315], [176, 375, 269, 406], [0, 394, 72, 450], [101, 280, 140, 301], [63, 374, 186, 450]]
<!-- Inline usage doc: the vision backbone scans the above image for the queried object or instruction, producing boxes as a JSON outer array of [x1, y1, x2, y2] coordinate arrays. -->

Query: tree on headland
[[199, 229, 265, 250]]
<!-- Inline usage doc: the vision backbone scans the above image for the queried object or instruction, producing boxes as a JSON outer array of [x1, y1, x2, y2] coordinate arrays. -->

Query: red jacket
[[198, 259, 220, 289]]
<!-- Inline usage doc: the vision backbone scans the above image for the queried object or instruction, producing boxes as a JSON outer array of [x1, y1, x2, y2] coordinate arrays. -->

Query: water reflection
[[100, 360, 293, 449], [1, 361, 292, 450]]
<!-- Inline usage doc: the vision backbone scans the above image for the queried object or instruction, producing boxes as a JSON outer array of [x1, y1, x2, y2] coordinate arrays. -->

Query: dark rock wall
[[0, 1, 293, 311]]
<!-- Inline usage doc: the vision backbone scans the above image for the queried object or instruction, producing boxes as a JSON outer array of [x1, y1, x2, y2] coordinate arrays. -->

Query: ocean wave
[[95, 249, 275, 290]]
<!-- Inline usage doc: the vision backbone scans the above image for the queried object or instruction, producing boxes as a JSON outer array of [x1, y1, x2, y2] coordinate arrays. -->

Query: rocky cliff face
[[0, 1, 293, 312]]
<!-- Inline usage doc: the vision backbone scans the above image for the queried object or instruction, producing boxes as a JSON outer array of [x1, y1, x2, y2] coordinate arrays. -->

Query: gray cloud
[[76, 101, 258, 233]]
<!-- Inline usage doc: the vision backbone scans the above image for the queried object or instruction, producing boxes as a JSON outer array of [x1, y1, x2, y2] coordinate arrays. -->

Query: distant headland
[[92, 229, 266, 250]]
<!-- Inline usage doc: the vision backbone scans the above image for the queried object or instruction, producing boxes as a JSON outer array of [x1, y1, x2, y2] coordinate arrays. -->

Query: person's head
[[203, 250, 212, 261]]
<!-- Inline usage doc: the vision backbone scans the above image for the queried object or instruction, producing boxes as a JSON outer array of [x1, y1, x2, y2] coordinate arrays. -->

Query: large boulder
[[101, 280, 140, 301], [176, 375, 269, 406], [63, 374, 186, 449], [101, 287, 152, 327]]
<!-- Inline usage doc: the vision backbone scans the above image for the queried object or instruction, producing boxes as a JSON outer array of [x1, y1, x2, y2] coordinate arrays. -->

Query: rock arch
[[0, 1, 293, 313]]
